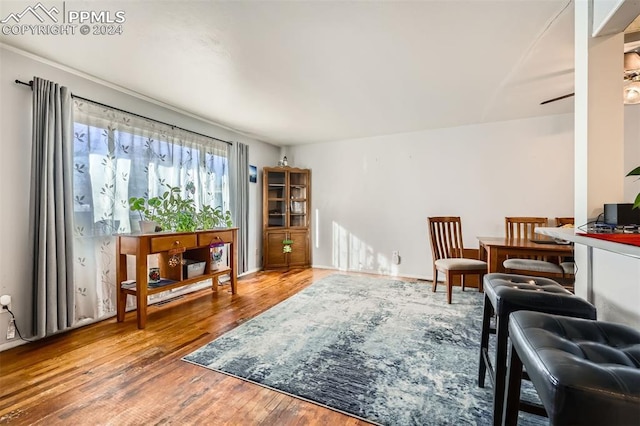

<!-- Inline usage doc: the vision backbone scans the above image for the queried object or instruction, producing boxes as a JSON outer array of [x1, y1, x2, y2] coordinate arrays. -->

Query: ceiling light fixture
[[623, 81, 640, 104], [623, 52, 640, 105], [624, 52, 640, 71]]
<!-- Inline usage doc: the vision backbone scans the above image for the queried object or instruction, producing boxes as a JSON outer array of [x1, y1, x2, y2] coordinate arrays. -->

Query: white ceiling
[[1, 1, 582, 145]]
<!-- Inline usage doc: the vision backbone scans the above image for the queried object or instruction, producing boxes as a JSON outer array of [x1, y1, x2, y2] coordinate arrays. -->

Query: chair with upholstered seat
[[478, 273, 596, 425], [503, 311, 639, 425], [554, 217, 576, 278], [428, 216, 487, 304], [503, 217, 564, 278]]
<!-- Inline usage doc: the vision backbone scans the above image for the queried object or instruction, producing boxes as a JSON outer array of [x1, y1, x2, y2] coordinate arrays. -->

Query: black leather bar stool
[[478, 273, 597, 426], [503, 311, 640, 425]]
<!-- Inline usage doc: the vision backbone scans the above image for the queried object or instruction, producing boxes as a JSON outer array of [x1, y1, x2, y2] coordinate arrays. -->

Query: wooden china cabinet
[[262, 167, 311, 269]]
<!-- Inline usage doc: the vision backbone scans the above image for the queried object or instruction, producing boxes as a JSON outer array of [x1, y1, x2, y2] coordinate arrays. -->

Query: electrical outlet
[[0, 294, 11, 314], [392, 251, 401, 265], [6, 319, 16, 339]]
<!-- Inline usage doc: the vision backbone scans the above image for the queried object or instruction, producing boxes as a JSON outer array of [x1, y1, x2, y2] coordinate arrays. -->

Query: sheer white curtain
[[72, 99, 230, 322]]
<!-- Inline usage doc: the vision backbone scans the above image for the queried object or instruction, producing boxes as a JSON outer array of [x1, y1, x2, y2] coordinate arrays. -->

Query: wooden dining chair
[[555, 217, 575, 227], [503, 216, 564, 278], [505, 216, 549, 240], [428, 216, 487, 304], [554, 217, 576, 288]]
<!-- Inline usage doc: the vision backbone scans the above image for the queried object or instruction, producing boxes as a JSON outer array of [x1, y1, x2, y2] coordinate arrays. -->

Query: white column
[[574, 1, 640, 328], [574, 0, 625, 301]]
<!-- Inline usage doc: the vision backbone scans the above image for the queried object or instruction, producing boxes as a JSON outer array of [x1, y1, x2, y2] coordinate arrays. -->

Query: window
[[71, 99, 230, 320]]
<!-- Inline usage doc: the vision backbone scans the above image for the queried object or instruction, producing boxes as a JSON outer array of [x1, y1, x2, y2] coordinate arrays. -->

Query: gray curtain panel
[[230, 142, 249, 274], [30, 77, 75, 337]]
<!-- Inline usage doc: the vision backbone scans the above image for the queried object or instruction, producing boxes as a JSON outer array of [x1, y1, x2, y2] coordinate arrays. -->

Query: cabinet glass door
[[266, 171, 286, 228], [289, 171, 308, 228]]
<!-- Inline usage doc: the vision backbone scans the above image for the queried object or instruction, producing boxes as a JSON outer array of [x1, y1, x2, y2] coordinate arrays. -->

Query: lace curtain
[[72, 99, 230, 322]]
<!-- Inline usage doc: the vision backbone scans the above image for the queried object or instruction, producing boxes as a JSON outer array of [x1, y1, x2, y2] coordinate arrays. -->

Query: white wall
[[591, 249, 640, 328], [589, 102, 640, 329], [0, 46, 280, 350], [287, 106, 640, 327], [287, 114, 575, 279]]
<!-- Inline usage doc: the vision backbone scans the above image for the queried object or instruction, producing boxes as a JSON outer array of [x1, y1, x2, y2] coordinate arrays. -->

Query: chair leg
[[446, 271, 453, 304], [461, 275, 466, 292], [478, 273, 485, 293], [502, 343, 523, 426], [432, 267, 438, 292]]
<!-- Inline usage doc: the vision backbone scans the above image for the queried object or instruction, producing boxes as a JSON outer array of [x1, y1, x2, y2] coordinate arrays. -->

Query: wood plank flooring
[[0, 268, 372, 425]]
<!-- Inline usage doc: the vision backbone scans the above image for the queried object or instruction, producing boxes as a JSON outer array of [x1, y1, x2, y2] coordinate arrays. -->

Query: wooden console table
[[116, 228, 238, 329]]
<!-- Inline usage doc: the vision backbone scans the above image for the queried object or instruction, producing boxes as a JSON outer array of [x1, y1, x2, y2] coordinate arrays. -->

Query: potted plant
[[169, 188, 197, 232], [626, 166, 640, 209], [282, 238, 293, 253], [129, 184, 233, 232], [129, 195, 162, 233], [197, 205, 233, 230]]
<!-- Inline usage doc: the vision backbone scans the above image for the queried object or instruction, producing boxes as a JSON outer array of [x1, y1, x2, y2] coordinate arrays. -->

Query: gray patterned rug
[[183, 274, 544, 425]]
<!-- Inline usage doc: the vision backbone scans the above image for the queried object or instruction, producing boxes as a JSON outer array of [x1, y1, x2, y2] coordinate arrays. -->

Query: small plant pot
[[139, 220, 157, 233]]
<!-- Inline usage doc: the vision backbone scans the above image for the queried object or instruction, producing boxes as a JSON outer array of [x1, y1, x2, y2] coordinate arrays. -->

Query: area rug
[[183, 274, 544, 425]]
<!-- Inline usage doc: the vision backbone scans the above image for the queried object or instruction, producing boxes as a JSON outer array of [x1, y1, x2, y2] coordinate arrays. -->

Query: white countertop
[[536, 227, 640, 260]]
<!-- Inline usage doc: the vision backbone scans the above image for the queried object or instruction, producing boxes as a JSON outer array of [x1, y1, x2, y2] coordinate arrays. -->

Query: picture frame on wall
[[249, 165, 257, 183]]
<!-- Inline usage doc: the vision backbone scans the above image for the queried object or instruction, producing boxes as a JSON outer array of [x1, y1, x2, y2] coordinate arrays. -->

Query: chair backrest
[[555, 217, 574, 227], [428, 216, 465, 261], [505, 217, 549, 239]]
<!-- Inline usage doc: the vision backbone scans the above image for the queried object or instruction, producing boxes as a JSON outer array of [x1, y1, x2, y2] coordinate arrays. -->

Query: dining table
[[477, 235, 574, 274]]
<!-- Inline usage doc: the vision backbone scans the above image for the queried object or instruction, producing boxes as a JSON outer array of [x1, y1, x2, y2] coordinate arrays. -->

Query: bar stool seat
[[478, 273, 597, 425], [504, 311, 640, 425]]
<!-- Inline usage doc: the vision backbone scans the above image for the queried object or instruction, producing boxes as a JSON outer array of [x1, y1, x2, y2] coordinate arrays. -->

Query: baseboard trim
[[239, 267, 262, 277], [311, 264, 432, 282]]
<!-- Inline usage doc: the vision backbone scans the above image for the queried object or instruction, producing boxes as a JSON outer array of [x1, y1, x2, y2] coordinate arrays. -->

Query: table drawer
[[198, 230, 234, 246], [150, 234, 197, 253]]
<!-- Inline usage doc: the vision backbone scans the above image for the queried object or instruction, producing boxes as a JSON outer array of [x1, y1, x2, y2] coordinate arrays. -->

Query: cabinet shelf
[[263, 167, 311, 269], [120, 266, 231, 296]]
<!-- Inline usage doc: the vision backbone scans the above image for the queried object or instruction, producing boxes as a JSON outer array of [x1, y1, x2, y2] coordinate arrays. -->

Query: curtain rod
[[15, 79, 233, 146]]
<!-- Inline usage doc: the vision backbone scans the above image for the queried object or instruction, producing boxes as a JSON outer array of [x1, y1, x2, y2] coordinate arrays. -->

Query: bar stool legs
[[502, 343, 523, 426], [478, 293, 510, 426], [478, 294, 493, 387]]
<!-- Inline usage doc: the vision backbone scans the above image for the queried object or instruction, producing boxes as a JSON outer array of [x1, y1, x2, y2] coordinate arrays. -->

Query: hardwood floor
[[0, 268, 372, 425]]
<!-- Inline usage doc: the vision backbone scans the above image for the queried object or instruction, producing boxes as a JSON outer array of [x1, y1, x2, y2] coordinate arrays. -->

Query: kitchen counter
[[536, 227, 640, 259]]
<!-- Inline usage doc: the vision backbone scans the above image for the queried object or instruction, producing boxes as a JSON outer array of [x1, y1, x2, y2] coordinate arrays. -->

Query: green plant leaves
[[626, 166, 640, 176], [128, 184, 233, 231], [627, 167, 640, 209]]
